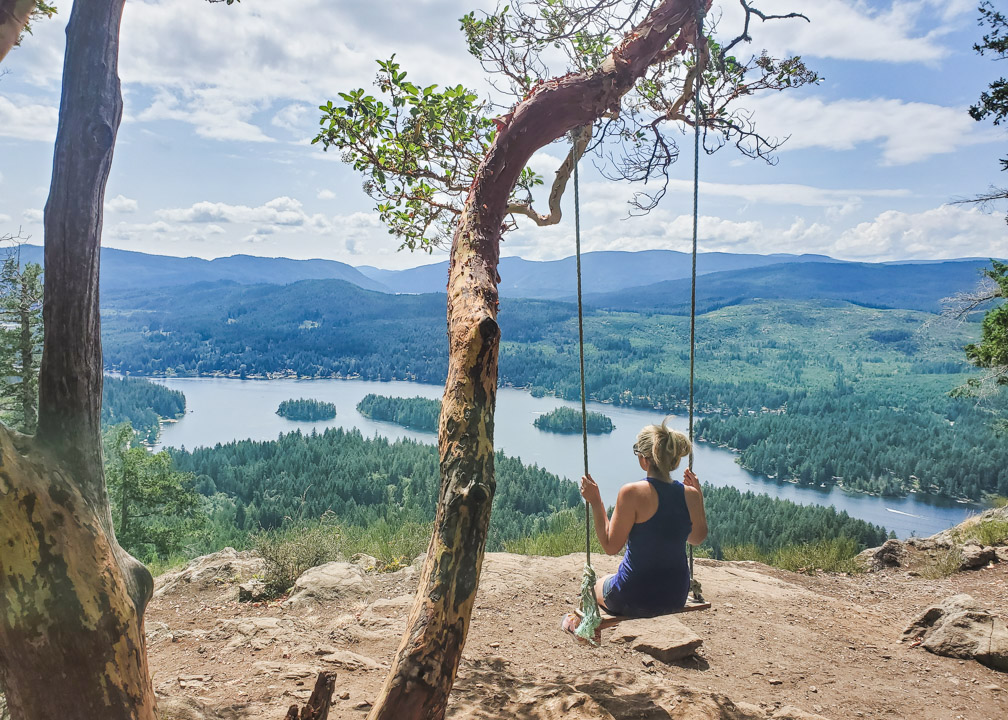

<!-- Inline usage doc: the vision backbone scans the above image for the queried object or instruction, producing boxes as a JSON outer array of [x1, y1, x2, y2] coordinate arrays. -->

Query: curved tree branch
[[506, 124, 591, 225]]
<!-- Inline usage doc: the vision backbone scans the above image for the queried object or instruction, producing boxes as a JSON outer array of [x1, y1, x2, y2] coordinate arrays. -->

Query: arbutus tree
[[314, 1, 817, 718], [0, 1, 234, 719], [0, 0, 56, 62]]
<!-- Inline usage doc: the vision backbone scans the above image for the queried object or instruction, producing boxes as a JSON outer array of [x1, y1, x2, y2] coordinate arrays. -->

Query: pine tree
[[0, 252, 43, 433]]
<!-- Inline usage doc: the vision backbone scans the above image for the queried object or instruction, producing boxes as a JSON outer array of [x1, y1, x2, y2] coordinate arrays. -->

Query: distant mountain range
[[582, 260, 994, 314], [16, 245, 387, 294], [357, 250, 841, 298], [15, 244, 998, 313]]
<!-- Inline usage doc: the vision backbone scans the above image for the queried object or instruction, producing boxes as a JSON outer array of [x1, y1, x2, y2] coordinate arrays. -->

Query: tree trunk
[[367, 2, 702, 718], [0, 427, 157, 720], [0, 1, 157, 718], [0, 0, 34, 63]]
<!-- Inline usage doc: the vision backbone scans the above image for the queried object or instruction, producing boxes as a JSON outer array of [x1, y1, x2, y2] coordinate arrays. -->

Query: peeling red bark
[[367, 2, 703, 719]]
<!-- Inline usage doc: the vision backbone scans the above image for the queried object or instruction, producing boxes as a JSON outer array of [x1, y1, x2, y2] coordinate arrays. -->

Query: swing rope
[[573, 155, 602, 644], [687, 10, 705, 602], [572, 6, 706, 638]]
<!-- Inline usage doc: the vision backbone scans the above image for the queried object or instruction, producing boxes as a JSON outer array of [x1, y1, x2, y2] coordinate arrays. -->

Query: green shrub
[[146, 554, 191, 579], [253, 522, 342, 596], [919, 547, 963, 579], [771, 537, 861, 574], [339, 519, 432, 571], [503, 507, 603, 556], [721, 544, 771, 563], [971, 519, 1008, 546]]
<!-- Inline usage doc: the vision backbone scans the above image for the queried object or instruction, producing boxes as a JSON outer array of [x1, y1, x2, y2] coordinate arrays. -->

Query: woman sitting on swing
[[579, 419, 708, 617]]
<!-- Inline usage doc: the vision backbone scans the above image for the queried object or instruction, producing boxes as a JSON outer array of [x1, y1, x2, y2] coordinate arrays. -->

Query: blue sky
[[0, 0, 1005, 269]]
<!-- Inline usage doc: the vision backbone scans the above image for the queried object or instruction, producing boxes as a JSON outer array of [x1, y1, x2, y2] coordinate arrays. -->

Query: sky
[[0, 0, 1006, 269]]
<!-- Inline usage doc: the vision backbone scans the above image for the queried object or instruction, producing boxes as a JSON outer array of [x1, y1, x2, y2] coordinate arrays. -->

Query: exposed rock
[[609, 616, 703, 663], [284, 561, 373, 608], [904, 536, 953, 552], [857, 539, 906, 571], [350, 553, 378, 570], [253, 661, 319, 679], [155, 692, 240, 720], [998, 547, 1008, 564], [925, 505, 1008, 548], [316, 647, 387, 671], [208, 617, 306, 652], [363, 595, 413, 620], [903, 594, 1008, 672], [959, 544, 998, 571], [771, 707, 832, 720], [155, 548, 265, 599], [237, 578, 268, 602]]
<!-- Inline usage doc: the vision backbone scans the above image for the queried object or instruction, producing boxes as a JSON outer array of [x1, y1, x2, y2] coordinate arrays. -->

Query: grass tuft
[[918, 547, 963, 579], [503, 507, 603, 557]]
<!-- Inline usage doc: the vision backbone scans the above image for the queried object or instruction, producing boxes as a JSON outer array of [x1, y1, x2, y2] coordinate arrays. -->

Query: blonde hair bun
[[634, 417, 691, 482]]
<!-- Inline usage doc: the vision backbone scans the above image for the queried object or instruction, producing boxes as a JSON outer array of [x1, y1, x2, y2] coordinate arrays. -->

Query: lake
[[151, 376, 983, 538]]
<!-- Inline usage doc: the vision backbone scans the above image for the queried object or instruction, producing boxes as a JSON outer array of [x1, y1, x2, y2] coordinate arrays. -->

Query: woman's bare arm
[[580, 475, 638, 555], [683, 468, 708, 545]]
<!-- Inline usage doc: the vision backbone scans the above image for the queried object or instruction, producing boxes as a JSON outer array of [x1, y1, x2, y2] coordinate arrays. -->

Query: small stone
[[238, 578, 269, 603], [768, 677, 783, 685], [354, 700, 373, 710], [339, 691, 350, 700], [809, 686, 817, 693]]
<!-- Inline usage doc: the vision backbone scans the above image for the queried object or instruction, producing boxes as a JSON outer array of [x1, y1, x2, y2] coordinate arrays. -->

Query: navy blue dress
[[606, 478, 692, 616]]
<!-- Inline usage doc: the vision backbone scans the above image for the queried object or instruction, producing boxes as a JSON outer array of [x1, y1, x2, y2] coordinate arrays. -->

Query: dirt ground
[[146, 547, 1008, 720]]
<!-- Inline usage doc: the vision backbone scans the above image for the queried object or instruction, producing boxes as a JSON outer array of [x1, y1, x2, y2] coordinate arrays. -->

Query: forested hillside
[[102, 376, 186, 442], [100, 279, 1004, 501], [583, 260, 993, 314], [169, 427, 581, 549], [167, 427, 887, 555]]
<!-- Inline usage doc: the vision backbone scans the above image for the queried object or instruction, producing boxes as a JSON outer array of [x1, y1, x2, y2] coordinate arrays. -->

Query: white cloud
[[0, 214, 11, 224], [317, 189, 337, 200], [137, 89, 274, 143], [663, 178, 910, 208], [22, 209, 43, 223], [111, 0, 489, 145], [158, 196, 331, 229], [272, 103, 311, 133], [743, 95, 994, 165], [0, 96, 59, 142], [834, 204, 1008, 260], [106, 195, 139, 213]]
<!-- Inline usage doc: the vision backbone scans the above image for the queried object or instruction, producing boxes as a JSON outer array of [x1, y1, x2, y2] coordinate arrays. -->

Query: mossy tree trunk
[[0, 1, 157, 718], [367, 2, 702, 718]]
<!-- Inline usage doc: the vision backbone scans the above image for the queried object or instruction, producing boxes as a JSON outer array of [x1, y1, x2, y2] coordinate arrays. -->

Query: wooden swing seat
[[575, 597, 711, 630]]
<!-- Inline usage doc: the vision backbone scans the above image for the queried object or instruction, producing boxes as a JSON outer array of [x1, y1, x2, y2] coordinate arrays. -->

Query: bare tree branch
[[718, 0, 809, 65]]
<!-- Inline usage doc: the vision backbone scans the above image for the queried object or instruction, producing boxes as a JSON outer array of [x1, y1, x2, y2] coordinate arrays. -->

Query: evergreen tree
[[0, 253, 43, 433], [103, 423, 207, 562]]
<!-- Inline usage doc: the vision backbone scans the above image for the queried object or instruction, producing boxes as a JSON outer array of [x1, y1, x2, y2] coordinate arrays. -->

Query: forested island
[[99, 279, 1006, 501], [102, 376, 186, 443], [533, 406, 614, 434], [276, 398, 337, 421], [357, 394, 440, 432]]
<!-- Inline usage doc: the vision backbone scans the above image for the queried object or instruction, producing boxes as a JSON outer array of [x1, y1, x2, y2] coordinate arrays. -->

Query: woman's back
[[610, 478, 692, 615]]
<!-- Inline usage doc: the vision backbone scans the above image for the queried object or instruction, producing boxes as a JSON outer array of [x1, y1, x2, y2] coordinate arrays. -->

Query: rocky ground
[[149, 510, 1008, 720]]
